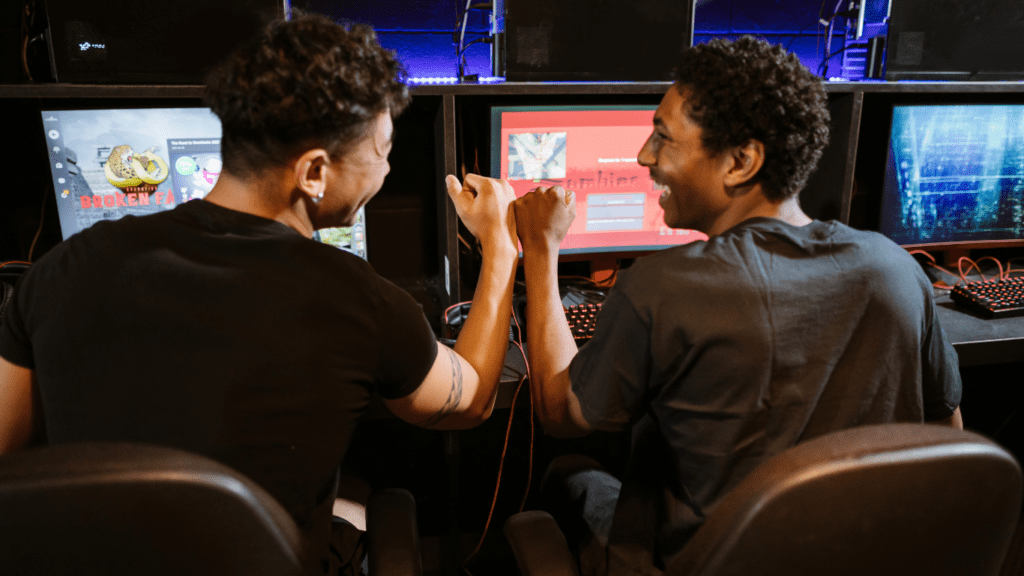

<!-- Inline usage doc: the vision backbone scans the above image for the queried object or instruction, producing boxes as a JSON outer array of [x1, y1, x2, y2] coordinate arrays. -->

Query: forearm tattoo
[[420, 347, 464, 427]]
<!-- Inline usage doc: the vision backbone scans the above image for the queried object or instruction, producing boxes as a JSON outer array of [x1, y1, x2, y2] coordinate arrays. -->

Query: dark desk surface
[[935, 292, 1024, 367]]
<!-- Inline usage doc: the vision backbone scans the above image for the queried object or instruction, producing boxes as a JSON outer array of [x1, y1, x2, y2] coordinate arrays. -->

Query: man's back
[[0, 199, 437, 570], [568, 217, 962, 566]]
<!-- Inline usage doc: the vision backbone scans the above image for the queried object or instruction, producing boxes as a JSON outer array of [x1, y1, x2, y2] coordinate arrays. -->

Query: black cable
[[786, 0, 842, 53], [817, 43, 866, 76], [21, 0, 35, 81], [784, 22, 823, 51], [455, 1, 496, 81], [458, 37, 493, 79], [818, 0, 846, 78], [27, 186, 47, 262], [455, 0, 473, 79], [818, 0, 830, 22]]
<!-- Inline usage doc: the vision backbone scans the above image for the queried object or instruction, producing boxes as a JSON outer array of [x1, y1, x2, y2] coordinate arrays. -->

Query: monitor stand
[[590, 257, 617, 285]]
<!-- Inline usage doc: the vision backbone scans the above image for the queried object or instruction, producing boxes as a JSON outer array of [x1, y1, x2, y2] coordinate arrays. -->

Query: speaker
[[43, 0, 287, 84], [504, 0, 695, 82]]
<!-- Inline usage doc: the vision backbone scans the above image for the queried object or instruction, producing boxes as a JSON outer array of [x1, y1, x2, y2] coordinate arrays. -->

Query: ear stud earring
[[311, 192, 324, 205]]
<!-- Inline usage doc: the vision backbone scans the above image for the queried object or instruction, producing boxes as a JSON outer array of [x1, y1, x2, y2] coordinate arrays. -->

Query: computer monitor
[[879, 104, 1024, 250], [490, 105, 707, 259], [40, 107, 368, 259], [502, 0, 695, 81], [885, 0, 1024, 81]]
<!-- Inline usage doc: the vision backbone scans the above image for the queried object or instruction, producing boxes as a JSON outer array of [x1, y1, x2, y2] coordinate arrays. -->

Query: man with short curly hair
[[1, 11, 519, 575], [514, 37, 962, 574]]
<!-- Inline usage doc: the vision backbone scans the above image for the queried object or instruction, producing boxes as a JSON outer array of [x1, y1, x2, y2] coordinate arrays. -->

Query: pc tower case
[[43, 0, 288, 84], [886, 0, 1024, 81], [503, 0, 695, 82]]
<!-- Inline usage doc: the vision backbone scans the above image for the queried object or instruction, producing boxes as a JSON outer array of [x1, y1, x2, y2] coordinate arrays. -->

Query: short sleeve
[[569, 288, 653, 432], [372, 276, 438, 400], [920, 298, 962, 421], [0, 271, 37, 369]]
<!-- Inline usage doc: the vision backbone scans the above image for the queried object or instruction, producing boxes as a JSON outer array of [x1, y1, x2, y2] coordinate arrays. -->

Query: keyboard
[[949, 277, 1024, 319], [565, 302, 602, 341]]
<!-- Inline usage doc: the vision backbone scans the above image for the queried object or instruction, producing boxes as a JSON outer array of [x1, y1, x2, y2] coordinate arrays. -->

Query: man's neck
[[706, 186, 811, 236], [204, 171, 316, 237]]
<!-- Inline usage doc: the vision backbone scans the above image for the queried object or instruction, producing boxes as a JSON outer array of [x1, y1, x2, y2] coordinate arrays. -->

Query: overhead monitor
[[885, 0, 1024, 81], [490, 104, 707, 259], [879, 104, 1024, 250], [44, 0, 287, 84], [40, 107, 368, 259], [503, 0, 695, 81]]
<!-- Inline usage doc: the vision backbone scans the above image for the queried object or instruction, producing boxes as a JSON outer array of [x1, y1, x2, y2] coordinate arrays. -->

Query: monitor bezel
[[489, 103, 707, 259], [37, 99, 371, 260], [879, 102, 1024, 252]]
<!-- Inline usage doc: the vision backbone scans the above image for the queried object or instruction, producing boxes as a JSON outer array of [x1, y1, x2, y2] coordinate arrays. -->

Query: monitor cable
[[26, 184, 48, 262], [909, 250, 961, 290], [456, 304, 534, 576], [455, 1, 495, 82], [909, 250, 1024, 288]]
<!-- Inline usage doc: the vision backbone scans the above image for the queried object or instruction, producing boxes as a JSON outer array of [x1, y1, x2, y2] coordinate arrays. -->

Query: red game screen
[[490, 105, 707, 256]]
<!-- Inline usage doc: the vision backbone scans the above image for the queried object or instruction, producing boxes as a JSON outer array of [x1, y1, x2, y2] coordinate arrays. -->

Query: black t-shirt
[[569, 218, 961, 572], [0, 200, 438, 572]]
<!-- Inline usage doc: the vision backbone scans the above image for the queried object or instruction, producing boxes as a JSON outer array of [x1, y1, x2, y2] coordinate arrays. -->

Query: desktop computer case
[[503, 0, 695, 82], [885, 0, 1024, 81], [43, 0, 288, 84]]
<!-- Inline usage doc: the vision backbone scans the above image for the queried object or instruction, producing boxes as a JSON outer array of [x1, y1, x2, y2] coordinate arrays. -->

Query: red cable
[[461, 304, 535, 575], [958, 257, 985, 284], [461, 373, 529, 576], [908, 249, 936, 263], [974, 256, 1005, 281], [512, 340, 534, 514]]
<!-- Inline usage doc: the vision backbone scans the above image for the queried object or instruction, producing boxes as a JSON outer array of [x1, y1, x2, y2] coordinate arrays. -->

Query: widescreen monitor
[[879, 104, 1024, 250], [40, 107, 368, 259], [490, 105, 707, 258]]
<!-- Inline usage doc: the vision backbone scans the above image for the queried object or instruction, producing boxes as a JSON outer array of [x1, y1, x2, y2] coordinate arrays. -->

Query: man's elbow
[[534, 403, 588, 439], [451, 404, 494, 429]]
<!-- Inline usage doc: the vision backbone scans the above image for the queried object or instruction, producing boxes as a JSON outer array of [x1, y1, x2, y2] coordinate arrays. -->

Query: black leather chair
[[505, 423, 1023, 576], [0, 280, 13, 325], [0, 260, 30, 326], [0, 260, 30, 286], [0, 442, 422, 576]]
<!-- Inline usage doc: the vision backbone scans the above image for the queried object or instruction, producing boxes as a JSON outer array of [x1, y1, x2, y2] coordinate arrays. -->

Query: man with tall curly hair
[[514, 37, 962, 574], [0, 11, 519, 575]]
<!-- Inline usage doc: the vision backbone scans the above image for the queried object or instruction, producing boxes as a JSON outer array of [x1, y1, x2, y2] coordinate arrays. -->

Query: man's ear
[[293, 149, 332, 202], [723, 139, 765, 189]]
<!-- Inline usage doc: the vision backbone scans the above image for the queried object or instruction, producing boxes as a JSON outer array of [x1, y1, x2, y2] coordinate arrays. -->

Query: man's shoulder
[[619, 222, 776, 285], [614, 219, 923, 301], [814, 221, 926, 276]]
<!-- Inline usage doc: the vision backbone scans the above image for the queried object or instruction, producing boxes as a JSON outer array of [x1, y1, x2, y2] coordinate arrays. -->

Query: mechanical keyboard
[[949, 277, 1024, 319], [565, 302, 602, 341]]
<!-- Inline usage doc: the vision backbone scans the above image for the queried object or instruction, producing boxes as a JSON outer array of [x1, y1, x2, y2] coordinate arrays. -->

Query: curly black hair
[[204, 11, 410, 176], [672, 36, 830, 201]]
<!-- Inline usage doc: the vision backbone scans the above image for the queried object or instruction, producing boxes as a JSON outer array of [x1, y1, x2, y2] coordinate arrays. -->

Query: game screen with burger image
[[41, 107, 222, 239], [491, 105, 707, 257], [40, 107, 368, 259]]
